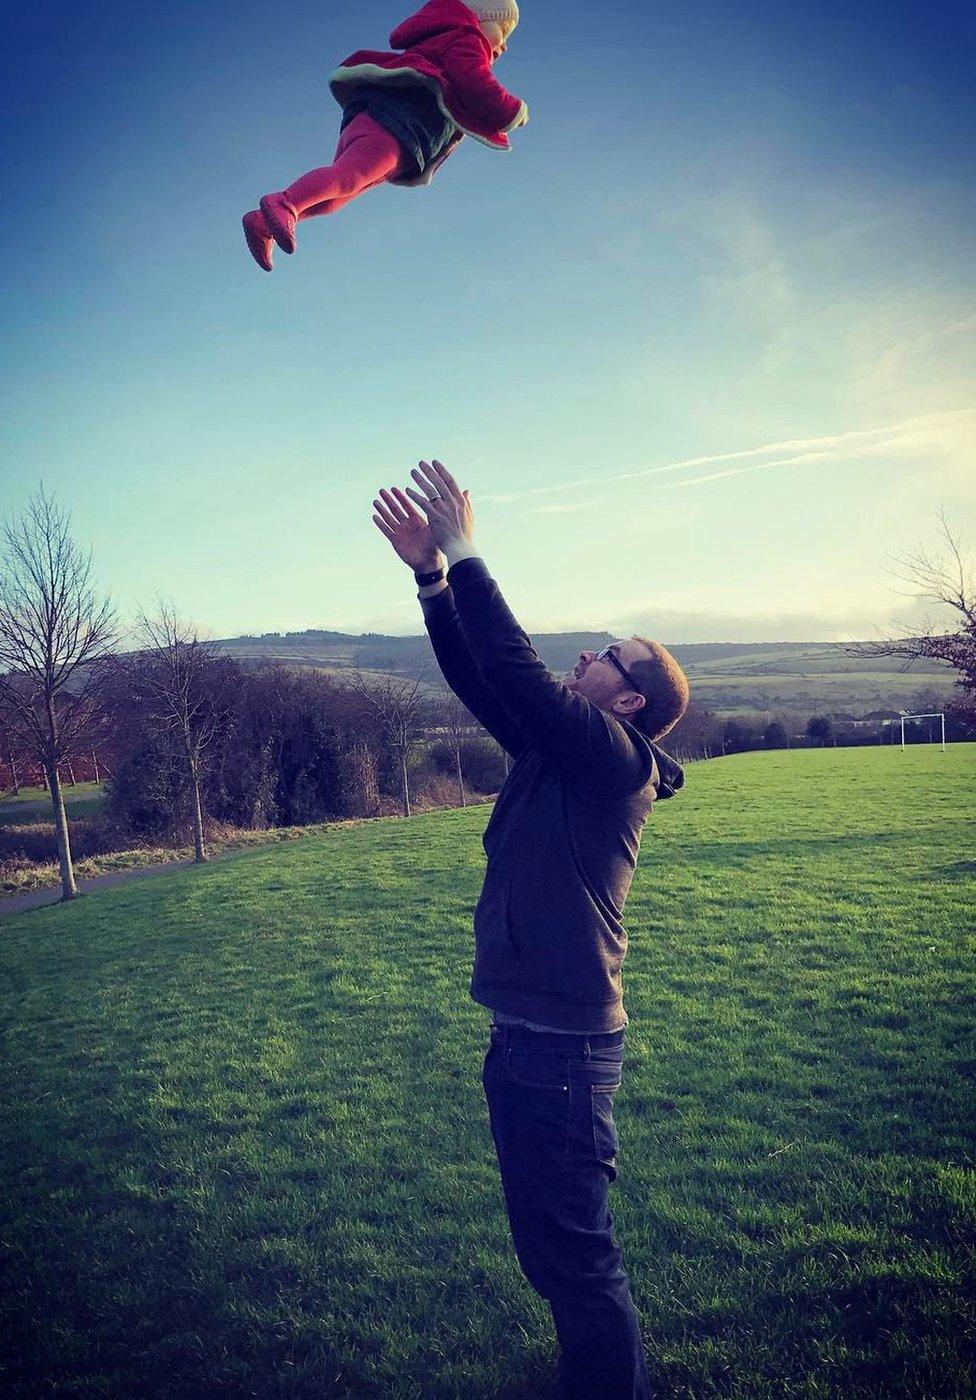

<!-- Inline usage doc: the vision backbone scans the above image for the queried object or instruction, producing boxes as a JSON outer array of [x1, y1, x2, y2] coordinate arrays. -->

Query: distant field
[[676, 645, 951, 715], [684, 670, 947, 714], [0, 783, 105, 826], [1, 747, 973, 1398], [216, 631, 953, 717]]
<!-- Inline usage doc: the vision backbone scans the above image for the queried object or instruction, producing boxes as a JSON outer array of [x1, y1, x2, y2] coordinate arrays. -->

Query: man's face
[[563, 638, 650, 719]]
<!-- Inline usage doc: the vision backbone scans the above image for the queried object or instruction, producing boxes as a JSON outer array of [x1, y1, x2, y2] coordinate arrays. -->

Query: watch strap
[[414, 566, 446, 586]]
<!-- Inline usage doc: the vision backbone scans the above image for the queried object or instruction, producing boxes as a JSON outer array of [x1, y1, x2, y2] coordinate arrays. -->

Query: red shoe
[[242, 209, 274, 272], [260, 193, 298, 255]]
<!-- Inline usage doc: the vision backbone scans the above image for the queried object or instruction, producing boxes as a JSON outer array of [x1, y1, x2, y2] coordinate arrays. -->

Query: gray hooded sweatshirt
[[421, 556, 684, 1033]]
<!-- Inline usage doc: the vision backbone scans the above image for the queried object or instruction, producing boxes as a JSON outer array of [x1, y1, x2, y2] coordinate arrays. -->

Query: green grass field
[[1, 746, 973, 1399]]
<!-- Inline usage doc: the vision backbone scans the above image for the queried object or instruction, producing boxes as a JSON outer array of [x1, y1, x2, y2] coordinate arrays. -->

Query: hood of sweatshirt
[[645, 741, 685, 799], [391, 0, 486, 50]]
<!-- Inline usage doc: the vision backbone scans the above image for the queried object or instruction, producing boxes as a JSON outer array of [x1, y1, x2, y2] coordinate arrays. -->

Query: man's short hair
[[627, 638, 689, 741]]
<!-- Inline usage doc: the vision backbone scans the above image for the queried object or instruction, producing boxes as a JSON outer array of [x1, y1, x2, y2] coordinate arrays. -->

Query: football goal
[[898, 712, 946, 751]]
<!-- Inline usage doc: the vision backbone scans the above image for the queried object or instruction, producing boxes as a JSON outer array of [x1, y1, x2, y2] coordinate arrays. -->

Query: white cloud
[[872, 312, 976, 381], [850, 306, 976, 409], [699, 203, 795, 329], [608, 594, 961, 645]]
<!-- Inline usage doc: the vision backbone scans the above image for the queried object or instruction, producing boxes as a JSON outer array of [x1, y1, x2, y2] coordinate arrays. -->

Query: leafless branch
[[0, 486, 119, 897], [0, 486, 118, 766], [118, 600, 234, 859], [847, 509, 975, 718]]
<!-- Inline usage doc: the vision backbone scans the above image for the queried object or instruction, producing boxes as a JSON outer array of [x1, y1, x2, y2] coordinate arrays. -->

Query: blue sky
[[2, 0, 974, 643]]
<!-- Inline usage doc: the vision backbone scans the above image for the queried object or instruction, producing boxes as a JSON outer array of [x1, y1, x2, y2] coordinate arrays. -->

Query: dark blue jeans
[[482, 1021, 653, 1400]]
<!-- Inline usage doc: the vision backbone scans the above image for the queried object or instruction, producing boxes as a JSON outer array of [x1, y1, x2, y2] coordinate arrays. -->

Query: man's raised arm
[[372, 485, 525, 760], [402, 462, 657, 796]]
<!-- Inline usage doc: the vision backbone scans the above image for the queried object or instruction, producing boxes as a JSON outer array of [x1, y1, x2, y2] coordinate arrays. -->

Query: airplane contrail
[[481, 407, 976, 505]]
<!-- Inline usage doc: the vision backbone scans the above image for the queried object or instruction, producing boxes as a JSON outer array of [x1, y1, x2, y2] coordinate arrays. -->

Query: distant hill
[[214, 629, 954, 718]]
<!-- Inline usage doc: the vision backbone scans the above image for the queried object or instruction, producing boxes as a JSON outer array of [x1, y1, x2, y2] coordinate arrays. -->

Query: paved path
[[0, 850, 245, 920]]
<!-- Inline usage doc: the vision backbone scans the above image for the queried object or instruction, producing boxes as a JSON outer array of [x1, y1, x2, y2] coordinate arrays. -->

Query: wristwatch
[[414, 566, 446, 586]]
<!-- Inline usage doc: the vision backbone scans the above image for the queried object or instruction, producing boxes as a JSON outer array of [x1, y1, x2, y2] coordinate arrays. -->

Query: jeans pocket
[[504, 1048, 572, 1166], [591, 1084, 620, 1179], [506, 1047, 570, 1091]]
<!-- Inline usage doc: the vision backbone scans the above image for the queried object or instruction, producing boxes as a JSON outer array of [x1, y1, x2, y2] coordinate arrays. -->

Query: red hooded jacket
[[330, 0, 528, 158]]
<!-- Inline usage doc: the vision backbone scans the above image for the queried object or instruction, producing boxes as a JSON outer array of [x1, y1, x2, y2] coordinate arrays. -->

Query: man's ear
[[615, 692, 646, 716]]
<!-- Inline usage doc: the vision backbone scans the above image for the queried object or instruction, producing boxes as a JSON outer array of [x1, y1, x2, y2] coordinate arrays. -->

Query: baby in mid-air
[[243, 0, 528, 271]]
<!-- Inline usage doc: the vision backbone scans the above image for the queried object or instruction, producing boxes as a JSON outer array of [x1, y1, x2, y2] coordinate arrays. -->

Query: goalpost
[[899, 712, 946, 752]]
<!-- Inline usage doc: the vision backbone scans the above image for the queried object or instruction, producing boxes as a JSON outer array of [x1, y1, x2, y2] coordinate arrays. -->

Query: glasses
[[594, 644, 642, 695]]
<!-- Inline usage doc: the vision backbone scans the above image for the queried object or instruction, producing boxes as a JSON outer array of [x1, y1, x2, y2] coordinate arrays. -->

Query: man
[[372, 460, 688, 1400]]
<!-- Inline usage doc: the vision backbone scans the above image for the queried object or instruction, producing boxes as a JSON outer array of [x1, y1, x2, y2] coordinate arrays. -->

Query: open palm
[[372, 487, 444, 572]]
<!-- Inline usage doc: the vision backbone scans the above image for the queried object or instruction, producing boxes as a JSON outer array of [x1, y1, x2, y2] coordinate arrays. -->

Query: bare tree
[[0, 487, 118, 900], [347, 669, 431, 817], [436, 693, 478, 807], [123, 603, 229, 862], [346, 738, 380, 817], [1, 731, 23, 795], [848, 510, 975, 720]]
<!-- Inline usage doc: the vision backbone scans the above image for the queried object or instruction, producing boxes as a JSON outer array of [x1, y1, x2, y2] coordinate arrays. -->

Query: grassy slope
[[0, 747, 973, 1399]]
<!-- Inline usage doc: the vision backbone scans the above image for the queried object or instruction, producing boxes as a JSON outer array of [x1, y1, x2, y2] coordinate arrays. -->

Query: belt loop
[[583, 1038, 591, 1060]]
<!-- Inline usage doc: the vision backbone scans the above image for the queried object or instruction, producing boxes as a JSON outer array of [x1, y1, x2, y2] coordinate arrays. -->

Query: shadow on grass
[[674, 831, 910, 866], [933, 860, 976, 881]]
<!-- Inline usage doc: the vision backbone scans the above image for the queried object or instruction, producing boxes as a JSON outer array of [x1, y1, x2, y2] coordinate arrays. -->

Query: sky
[[1, 0, 974, 645]]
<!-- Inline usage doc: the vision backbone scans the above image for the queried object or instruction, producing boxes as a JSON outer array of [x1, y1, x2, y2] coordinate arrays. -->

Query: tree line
[[0, 490, 514, 900], [2, 489, 974, 903]]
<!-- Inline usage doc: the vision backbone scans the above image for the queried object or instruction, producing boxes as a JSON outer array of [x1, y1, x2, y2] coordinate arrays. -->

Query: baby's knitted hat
[[466, 1, 520, 38]]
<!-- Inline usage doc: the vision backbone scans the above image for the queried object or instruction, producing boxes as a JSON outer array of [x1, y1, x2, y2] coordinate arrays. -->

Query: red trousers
[[284, 112, 406, 221]]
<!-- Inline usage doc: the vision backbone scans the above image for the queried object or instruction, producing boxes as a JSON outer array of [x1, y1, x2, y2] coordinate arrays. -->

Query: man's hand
[[404, 460, 476, 552], [372, 486, 445, 572]]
